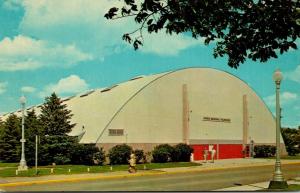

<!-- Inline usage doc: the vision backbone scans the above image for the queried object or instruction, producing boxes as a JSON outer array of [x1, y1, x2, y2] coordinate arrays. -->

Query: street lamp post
[[18, 96, 28, 171], [268, 69, 288, 189], [35, 135, 39, 175]]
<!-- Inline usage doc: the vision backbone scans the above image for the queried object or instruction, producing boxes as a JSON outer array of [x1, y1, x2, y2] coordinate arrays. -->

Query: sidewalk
[[0, 158, 299, 188], [214, 177, 300, 191], [162, 158, 300, 173]]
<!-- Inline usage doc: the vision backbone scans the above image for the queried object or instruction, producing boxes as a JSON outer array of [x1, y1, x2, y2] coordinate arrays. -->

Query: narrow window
[[109, 129, 124, 136]]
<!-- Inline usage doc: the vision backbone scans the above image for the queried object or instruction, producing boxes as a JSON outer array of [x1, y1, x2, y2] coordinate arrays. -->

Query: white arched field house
[[1, 68, 286, 160]]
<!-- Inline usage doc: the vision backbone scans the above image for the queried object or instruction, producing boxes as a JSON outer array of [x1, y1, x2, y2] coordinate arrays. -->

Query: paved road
[[2, 164, 300, 191]]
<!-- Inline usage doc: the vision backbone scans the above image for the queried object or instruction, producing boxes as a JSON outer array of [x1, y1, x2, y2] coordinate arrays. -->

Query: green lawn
[[0, 162, 201, 177], [0, 162, 18, 167], [259, 155, 300, 160], [281, 155, 300, 160]]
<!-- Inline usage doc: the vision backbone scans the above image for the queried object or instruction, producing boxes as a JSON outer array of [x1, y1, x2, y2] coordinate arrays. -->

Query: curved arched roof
[[65, 67, 273, 143], [67, 70, 170, 143]]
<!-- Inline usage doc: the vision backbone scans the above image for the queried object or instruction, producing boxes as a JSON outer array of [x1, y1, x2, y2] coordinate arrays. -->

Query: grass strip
[[0, 162, 201, 177]]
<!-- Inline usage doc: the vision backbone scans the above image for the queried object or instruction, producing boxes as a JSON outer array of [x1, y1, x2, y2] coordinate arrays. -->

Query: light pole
[[268, 69, 288, 189], [35, 135, 39, 175], [18, 96, 28, 171]]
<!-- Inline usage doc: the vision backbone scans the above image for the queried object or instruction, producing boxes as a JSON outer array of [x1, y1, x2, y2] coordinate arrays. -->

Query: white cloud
[[264, 91, 298, 107], [20, 0, 116, 27], [141, 31, 204, 56], [21, 86, 36, 93], [0, 82, 8, 94], [19, 0, 202, 58], [39, 75, 89, 98], [286, 65, 300, 83], [19, 0, 131, 57], [0, 35, 93, 71], [2, 0, 22, 10]]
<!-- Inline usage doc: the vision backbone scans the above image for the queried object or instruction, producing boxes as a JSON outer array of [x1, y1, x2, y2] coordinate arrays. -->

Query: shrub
[[108, 144, 132, 165], [254, 145, 276, 158], [93, 148, 106, 165], [286, 146, 300, 156], [133, 149, 145, 163], [144, 152, 152, 163], [152, 144, 175, 163], [71, 144, 103, 165], [173, 143, 194, 162], [53, 153, 71, 165]]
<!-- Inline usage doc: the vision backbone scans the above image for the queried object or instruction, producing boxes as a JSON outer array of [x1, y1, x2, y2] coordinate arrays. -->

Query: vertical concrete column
[[242, 94, 249, 156], [182, 84, 189, 144], [217, 144, 219, 160]]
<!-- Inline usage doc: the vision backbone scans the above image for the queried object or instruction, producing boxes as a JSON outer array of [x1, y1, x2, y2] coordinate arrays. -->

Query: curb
[[0, 161, 299, 188], [0, 171, 165, 187]]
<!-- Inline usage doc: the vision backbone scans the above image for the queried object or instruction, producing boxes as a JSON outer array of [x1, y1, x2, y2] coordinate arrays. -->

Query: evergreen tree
[[0, 120, 5, 159], [0, 120, 4, 139], [24, 110, 43, 166], [40, 93, 75, 135], [0, 114, 21, 162], [39, 93, 76, 165]]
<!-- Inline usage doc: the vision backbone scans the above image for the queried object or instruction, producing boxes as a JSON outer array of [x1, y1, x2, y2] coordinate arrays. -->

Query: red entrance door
[[192, 144, 244, 160]]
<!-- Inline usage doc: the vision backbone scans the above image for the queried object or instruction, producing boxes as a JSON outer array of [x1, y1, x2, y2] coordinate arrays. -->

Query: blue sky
[[0, 0, 299, 128]]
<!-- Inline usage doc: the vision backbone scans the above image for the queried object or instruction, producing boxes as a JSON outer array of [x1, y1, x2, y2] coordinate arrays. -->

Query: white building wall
[[100, 68, 279, 145], [247, 91, 279, 144], [101, 72, 183, 143]]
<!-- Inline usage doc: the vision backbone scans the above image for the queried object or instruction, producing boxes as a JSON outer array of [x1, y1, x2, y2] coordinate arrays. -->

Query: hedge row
[[107, 143, 193, 165], [151, 143, 193, 163], [108, 144, 146, 165], [253, 145, 276, 158], [46, 143, 193, 166]]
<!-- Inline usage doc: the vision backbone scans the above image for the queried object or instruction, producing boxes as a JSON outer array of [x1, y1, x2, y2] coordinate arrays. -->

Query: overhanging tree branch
[[105, 0, 300, 68]]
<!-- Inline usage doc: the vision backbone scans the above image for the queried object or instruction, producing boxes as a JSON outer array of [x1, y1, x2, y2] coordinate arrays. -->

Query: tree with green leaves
[[39, 93, 77, 165], [0, 114, 21, 162], [281, 127, 300, 156], [105, 0, 300, 68], [24, 110, 43, 166]]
